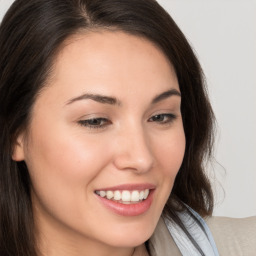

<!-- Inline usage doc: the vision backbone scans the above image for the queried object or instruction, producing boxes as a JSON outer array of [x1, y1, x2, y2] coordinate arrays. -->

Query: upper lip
[[95, 183, 156, 191]]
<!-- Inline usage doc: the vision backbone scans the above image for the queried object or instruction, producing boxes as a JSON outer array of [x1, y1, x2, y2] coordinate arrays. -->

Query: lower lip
[[96, 190, 154, 216]]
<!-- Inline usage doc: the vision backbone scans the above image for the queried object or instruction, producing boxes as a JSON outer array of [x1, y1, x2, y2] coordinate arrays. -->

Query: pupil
[[90, 119, 100, 125], [154, 115, 163, 121]]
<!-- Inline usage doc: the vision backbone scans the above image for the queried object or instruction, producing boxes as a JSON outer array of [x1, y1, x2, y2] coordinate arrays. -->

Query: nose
[[113, 126, 154, 174]]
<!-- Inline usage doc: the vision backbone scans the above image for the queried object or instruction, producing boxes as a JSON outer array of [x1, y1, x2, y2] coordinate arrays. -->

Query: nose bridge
[[113, 121, 154, 173]]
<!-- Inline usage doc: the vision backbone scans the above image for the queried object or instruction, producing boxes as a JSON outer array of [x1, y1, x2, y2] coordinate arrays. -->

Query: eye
[[78, 118, 111, 129], [148, 113, 177, 124]]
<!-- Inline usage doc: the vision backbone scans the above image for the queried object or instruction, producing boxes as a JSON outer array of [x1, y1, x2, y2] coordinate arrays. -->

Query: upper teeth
[[95, 189, 150, 202]]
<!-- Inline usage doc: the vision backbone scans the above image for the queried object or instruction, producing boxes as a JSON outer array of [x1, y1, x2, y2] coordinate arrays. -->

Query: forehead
[[41, 30, 179, 105]]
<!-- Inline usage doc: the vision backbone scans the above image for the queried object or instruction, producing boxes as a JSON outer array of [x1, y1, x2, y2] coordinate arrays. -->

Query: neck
[[133, 244, 150, 256]]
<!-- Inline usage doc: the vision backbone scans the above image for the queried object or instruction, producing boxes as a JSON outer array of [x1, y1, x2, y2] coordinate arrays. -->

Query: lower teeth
[[114, 199, 144, 204], [96, 194, 145, 204]]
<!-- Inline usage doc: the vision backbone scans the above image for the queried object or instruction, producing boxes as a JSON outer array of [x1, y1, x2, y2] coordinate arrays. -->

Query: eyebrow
[[66, 93, 121, 106], [66, 89, 181, 106], [151, 89, 181, 104]]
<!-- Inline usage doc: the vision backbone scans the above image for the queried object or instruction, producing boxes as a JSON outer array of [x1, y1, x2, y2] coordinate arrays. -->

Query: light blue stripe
[[188, 207, 220, 256]]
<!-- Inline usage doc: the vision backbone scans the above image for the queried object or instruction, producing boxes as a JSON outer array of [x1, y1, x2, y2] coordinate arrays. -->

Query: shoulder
[[149, 209, 219, 256], [149, 211, 256, 256], [206, 216, 256, 256]]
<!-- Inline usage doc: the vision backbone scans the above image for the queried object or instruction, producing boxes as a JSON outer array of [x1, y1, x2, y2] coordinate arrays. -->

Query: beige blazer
[[149, 216, 256, 256]]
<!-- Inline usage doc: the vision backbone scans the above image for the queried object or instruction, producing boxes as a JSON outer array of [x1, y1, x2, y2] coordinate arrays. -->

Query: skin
[[13, 31, 186, 256]]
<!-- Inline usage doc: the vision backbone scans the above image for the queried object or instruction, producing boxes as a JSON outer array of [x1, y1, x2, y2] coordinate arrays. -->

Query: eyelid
[[148, 113, 177, 124], [78, 117, 111, 130]]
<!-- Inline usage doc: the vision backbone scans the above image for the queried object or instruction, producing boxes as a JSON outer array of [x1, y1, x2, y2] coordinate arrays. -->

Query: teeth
[[122, 191, 131, 201], [99, 191, 106, 197], [131, 191, 140, 202], [96, 189, 150, 203], [144, 189, 149, 199], [114, 191, 121, 200], [139, 191, 144, 200], [106, 191, 114, 200]]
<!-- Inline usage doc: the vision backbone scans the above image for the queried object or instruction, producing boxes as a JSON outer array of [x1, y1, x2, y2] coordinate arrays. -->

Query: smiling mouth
[[95, 189, 150, 204]]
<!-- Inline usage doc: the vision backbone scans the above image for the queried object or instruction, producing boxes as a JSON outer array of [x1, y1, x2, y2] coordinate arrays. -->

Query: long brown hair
[[0, 0, 214, 255]]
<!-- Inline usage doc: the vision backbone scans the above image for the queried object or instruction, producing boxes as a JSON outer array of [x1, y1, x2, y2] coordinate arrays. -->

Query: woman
[[0, 0, 218, 255]]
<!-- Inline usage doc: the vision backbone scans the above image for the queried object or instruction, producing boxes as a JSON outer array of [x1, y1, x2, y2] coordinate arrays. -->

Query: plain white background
[[1, 0, 255, 218]]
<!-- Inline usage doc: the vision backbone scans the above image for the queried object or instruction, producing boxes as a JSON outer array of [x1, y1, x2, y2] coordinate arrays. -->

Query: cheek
[[24, 123, 114, 219], [154, 128, 186, 177], [24, 126, 114, 229], [26, 127, 109, 185], [146, 127, 185, 228], [152, 125, 185, 179]]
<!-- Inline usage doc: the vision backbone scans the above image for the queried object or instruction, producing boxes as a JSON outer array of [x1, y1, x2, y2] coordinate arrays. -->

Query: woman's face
[[13, 31, 185, 253]]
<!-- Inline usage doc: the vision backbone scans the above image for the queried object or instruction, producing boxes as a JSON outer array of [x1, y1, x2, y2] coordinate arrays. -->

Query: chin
[[101, 221, 155, 248]]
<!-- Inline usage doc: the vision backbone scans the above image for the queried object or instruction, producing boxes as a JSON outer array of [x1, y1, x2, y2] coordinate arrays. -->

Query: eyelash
[[78, 118, 110, 129], [78, 113, 177, 129], [148, 113, 177, 124]]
